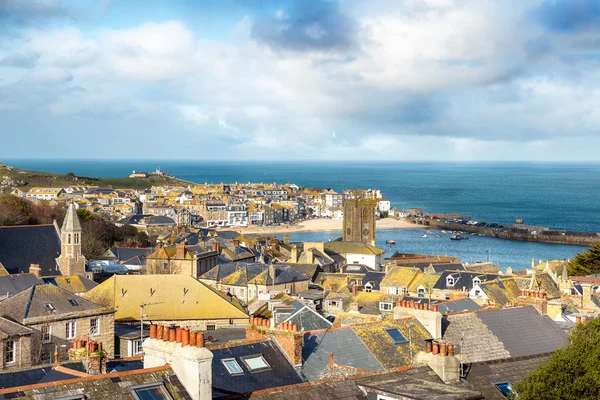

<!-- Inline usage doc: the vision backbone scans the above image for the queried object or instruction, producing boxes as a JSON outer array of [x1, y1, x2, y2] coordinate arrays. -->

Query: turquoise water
[[5, 159, 596, 268]]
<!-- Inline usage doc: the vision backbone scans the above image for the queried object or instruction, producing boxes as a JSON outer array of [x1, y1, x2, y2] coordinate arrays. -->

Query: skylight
[[44, 303, 55, 311], [222, 358, 243, 375], [131, 383, 173, 400], [68, 299, 78, 306], [386, 328, 408, 344], [242, 355, 270, 371], [493, 382, 514, 398]]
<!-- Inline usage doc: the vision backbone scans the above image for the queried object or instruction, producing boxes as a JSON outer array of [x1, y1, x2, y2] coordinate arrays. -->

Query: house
[[432, 270, 500, 300], [247, 265, 310, 299], [145, 244, 219, 279], [0, 284, 115, 366], [101, 247, 154, 272], [442, 306, 567, 363], [324, 241, 386, 271], [211, 340, 304, 397], [379, 266, 422, 296], [0, 273, 44, 298], [25, 187, 65, 200], [43, 275, 98, 295], [252, 293, 332, 332], [82, 275, 248, 330]]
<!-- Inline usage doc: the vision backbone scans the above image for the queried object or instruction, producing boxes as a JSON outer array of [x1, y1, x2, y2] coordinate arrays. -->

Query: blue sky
[[1, 0, 600, 160]]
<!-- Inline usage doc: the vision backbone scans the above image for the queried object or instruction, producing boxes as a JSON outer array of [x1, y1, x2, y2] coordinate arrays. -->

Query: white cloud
[[27, 67, 73, 84]]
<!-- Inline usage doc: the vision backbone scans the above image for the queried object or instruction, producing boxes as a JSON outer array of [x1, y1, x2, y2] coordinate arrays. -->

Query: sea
[[6, 159, 600, 270]]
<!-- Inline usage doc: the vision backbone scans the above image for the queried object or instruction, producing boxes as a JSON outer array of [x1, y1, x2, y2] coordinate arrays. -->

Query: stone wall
[[245, 325, 303, 366], [0, 335, 32, 372]]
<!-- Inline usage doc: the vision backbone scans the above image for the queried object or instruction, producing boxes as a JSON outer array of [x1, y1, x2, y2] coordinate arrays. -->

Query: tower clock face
[[362, 229, 369, 236]]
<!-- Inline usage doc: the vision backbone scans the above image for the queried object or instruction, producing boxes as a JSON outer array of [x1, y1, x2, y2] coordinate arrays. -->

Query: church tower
[[342, 189, 377, 245], [56, 203, 85, 276]]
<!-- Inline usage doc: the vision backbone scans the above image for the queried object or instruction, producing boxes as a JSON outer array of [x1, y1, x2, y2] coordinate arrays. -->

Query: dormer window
[[365, 283, 373, 293], [473, 277, 481, 286], [446, 276, 455, 286]]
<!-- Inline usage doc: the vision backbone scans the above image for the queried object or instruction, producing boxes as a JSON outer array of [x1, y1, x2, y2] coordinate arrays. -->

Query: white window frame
[[387, 287, 399, 295], [379, 302, 393, 311], [401, 287, 408, 294], [89, 318, 100, 336], [221, 358, 244, 375], [42, 325, 52, 343], [4, 339, 15, 364], [241, 354, 271, 372], [445, 291, 451, 300], [446, 276, 455, 286], [364, 283, 372, 293], [133, 339, 143, 356], [66, 321, 76, 339]]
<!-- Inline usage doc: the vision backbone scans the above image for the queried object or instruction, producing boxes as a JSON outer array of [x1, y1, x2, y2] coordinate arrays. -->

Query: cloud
[[0, 51, 39, 68], [251, 0, 357, 52], [27, 66, 73, 84]]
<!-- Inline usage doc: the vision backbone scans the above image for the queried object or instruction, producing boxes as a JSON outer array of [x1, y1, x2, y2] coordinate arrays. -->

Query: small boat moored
[[421, 234, 428, 238], [450, 233, 469, 241], [386, 240, 396, 245]]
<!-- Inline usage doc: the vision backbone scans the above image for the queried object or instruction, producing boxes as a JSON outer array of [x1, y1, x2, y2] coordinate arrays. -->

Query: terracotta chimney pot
[[169, 327, 176, 342], [157, 325, 164, 340], [197, 333, 205, 348], [262, 318, 268, 328], [542, 292, 546, 299], [433, 304, 439, 313], [182, 328, 190, 347], [250, 315, 255, 325], [440, 342, 448, 357], [150, 324, 157, 339], [396, 300, 401, 307], [292, 324, 298, 333], [448, 344, 455, 356], [190, 332, 197, 347], [432, 341, 439, 355], [163, 327, 170, 341], [98, 343, 103, 352], [328, 352, 335, 366], [53, 351, 59, 366], [176, 327, 182, 343], [425, 339, 432, 354], [279, 322, 285, 330]]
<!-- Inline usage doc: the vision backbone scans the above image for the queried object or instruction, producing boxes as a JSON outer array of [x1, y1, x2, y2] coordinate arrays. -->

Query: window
[[40, 351, 51, 364], [401, 287, 408, 294], [42, 325, 52, 343], [473, 278, 481, 286], [4, 340, 15, 364], [446, 276, 455, 286], [133, 339, 143, 356], [417, 287, 425, 298], [207, 324, 216, 331], [222, 358, 244, 375], [379, 302, 393, 311], [493, 382, 515, 398], [89, 318, 99, 336], [66, 321, 76, 339], [387, 287, 399, 295], [445, 291, 451, 300], [385, 328, 408, 344], [44, 303, 55, 312], [68, 299, 78, 306], [241, 355, 270, 372], [131, 383, 174, 400], [67, 234, 71, 244], [365, 283, 372, 293]]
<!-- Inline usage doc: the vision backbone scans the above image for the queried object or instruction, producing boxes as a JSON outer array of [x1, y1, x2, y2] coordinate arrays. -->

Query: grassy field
[[0, 164, 189, 192]]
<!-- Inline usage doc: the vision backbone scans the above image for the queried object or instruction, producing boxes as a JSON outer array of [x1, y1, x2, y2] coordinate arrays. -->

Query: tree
[[513, 317, 600, 399], [568, 244, 600, 276]]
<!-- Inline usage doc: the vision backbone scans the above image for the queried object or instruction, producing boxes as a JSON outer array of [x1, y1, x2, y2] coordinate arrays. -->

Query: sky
[[1, 0, 600, 161]]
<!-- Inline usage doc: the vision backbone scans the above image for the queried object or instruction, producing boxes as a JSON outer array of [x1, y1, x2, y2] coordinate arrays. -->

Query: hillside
[[0, 162, 190, 193]]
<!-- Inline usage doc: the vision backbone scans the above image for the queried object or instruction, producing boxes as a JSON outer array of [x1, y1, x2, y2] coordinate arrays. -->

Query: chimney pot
[[197, 333, 205, 348], [182, 328, 190, 347], [328, 352, 334, 366], [175, 327, 182, 343], [542, 292, 546, 299], [169, 327, 176, 342], [432, 341, 440, 355], [433, 304, 439, 313], [448, 344, 455, 356], [190, 331, 197, 347], [98, 343, 103, 352], [292, 324, 298, 333], [53, 351, 59, 366], [150, 324, 157, 339], [425, 339, 433, 354], [440, 342, 448, 357], [576, 316, 582, 325], [279, 322, 285, 330], [250, 315, 254, 325], [157, 325, 164, 340]]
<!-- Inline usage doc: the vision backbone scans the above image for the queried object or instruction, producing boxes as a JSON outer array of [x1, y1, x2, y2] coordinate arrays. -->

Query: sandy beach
[[232, 218, 423, 235]]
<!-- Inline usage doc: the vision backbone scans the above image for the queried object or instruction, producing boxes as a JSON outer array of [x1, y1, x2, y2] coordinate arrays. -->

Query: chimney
[[421, 341, 461, 384], [576, 316, 582, 325], [283, 235, 290, 244], [306, 248, 313, 264], [29, 264, 42, 279], [233, 239, 240, 248], [350, 301, 359, 312], [212, 242, 221, 253], [176, 244, 185, 259], [269, 264, 276, 284], [144, 329, 212, 400], [290, 246, 298, 263]]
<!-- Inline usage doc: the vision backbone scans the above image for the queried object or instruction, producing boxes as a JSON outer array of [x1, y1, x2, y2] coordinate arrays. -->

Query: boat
[[450, 234, 469, 241], [386, 240, 396, 245], [435, 234, 441, 238], [441, 230, 449, 234], [421, 234, 428, 238], [426, 231, 434, 234]]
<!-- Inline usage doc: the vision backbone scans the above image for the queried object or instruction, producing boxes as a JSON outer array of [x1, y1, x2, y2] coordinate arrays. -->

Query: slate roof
[[284, 306, 332, 332], [434, 271, 500, 291], [0, 316, 33, 337], [62, 204, 82, 232], [200, 262, 240, 282], [105, 247, 154, 266], [43, 275, 98, 294], [478, 278, 521, 306], [249, 266, 309, 286], [465, 354, 549, 400], [0, 362, 85, 389], [0, 225, 61, 276], [340, 264, 372, 274], [362, 271, 386, 291], [277, 263, 322, 282], [212, 340, 303, 397], [0, 274, 44, 297], [380, 267, 420, 288], [82, 275, 247, 321], [443, 306, 567, 363], [437, 298, 481, 314], [302, 328, 383, 381], [0, 284, 109, 322], [0, 365, 191, 399], [325, 241, 385, 255]]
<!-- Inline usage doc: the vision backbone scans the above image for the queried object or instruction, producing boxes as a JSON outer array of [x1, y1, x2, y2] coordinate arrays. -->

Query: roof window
[[222, 358, 244, 375], [130, 383, 173, 400], [385, 328, 408, 344], [241, 355, 271, 372], [68, 299, 78, 306], [493, 381, 514, 398], [44, 303, 55, 311]]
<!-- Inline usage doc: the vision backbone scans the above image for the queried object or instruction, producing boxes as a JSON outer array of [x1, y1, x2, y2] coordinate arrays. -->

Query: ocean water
[[5, 159, 597, 268]]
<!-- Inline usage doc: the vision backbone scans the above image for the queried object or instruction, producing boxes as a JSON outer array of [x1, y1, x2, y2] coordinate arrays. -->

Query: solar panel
[[386, 328, 408, 344]]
